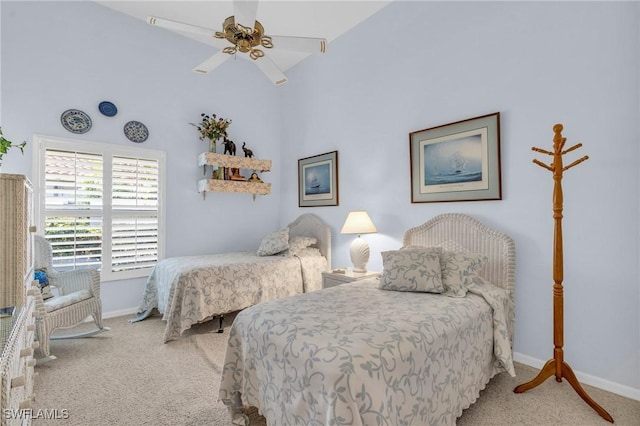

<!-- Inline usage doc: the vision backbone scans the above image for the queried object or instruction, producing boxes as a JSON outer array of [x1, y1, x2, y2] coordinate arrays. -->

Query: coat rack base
[[514, 358, 614, 423]]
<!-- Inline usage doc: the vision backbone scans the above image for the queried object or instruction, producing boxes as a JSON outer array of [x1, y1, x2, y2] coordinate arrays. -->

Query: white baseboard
[[102, 307, 138, 319], [514, 352, 640, 402]]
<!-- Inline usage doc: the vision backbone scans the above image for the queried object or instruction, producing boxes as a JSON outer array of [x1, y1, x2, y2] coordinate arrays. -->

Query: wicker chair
[[33, 235, 109, 359]]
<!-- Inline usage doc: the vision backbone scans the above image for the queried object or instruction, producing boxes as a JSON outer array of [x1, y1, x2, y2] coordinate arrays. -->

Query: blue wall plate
[[124, 120, 149, 143], [60, 109, 92, 134], [98, 101, 117, 117]]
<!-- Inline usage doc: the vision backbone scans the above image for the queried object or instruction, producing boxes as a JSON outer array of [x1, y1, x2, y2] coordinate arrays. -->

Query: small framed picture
[[298, 151, 339, 207], [409, 112, 502, 203]]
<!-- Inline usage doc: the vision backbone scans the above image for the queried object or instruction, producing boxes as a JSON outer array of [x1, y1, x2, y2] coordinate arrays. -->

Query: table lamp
[[341, 211, 377, 273]]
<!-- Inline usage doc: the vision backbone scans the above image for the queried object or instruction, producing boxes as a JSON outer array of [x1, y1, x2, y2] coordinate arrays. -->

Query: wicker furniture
[[0, 286, 38, 426], [197, 152, 272, 199], [33, 236, 108, 359], [402, 212, 517, 345], [0, 174, 38, 425], [0, 174, 34, 310]]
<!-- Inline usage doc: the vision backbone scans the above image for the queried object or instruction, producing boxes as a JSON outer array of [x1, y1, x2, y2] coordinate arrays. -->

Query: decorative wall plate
[[60, 109, 92, 134], [98, 101, 118, 117], [123, 120, 149, 143]]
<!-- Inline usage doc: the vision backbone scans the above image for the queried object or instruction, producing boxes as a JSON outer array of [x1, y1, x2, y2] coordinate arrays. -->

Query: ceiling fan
[[147, 0, 327, 85]]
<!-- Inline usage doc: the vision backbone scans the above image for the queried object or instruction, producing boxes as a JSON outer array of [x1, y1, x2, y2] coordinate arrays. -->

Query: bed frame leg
[[216, 315, 224, 333]]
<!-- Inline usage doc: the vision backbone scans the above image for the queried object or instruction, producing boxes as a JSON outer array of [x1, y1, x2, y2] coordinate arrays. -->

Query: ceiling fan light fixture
[[249, 49, 264, 60], [147, 0, 327, 86], [221, 16, 264, 48], [223, 46, 237, 55], [237, 39, 252, 53], [261, 36, 273, 49]]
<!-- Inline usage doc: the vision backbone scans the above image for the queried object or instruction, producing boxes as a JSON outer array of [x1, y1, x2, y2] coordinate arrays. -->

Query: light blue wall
[[1, 1, 638, 395], [278, 1, 640, 394], [1, 1, 285, 313]]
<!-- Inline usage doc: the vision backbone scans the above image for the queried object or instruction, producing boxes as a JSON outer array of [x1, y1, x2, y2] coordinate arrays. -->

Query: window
[[34, 135, 165, 281]]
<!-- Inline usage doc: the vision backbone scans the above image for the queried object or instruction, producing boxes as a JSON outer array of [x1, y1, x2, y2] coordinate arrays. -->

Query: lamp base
[[349, 236, 370, 273]]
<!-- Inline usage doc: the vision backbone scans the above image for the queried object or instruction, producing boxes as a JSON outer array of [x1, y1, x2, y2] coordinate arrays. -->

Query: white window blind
[[111, 156, 159, 273], [34, 135, 165, 281], [44, 149, 103, 271]]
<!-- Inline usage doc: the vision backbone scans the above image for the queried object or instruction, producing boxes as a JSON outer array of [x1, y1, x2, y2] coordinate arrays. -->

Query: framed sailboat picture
[[298, 151, 339, 207], [409, 112, 502, 203]]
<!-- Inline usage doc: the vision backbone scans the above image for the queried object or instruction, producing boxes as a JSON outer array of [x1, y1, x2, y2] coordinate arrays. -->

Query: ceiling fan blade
[[193, 52, 231, 74], [254, 55, 288, 86], [147, 16, 217, 38], [233, 0, 259, 30], [269, 36, 327, 54]]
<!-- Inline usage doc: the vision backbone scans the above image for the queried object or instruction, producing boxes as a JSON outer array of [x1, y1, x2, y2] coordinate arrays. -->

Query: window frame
[[33, 134, 166, 282]]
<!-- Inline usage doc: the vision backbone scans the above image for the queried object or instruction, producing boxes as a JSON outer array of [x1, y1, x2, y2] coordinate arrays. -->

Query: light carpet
[[31, 313, 640, 426]]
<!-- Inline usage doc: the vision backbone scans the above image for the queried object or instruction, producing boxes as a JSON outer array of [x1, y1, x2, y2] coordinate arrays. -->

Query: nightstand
[[322, 268, 380, 289]]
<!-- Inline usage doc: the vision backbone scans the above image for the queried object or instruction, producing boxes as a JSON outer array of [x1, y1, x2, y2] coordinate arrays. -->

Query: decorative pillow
[[291, 247, 322, 257], [288, 236, 317, 256], [439, 251, 488, 297], [379, 247, 444, 293], [256, 228, 290, 256]]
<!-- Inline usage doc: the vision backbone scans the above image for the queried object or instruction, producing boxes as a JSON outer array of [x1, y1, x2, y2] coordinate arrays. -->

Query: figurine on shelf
[[212, 169, 219, 180], [229, 168, 246, 181], [242, 142, 254, 158], [222, 137, 236, 156], [248, 172, 262, 183]]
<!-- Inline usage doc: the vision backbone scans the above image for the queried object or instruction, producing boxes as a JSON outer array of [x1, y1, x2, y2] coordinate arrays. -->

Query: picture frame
[[298, 151, 339, 207], [409, 112, 502, 203]]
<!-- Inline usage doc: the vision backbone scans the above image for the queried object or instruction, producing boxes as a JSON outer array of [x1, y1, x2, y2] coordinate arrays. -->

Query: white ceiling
[[97, 1, 391, 72]]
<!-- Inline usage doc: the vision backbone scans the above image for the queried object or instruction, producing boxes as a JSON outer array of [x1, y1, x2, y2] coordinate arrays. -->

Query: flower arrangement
[[190, 113, 232, 142], [0, 127, 26, 167]]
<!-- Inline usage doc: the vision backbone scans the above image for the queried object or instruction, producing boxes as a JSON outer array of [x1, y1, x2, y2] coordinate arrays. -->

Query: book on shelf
[[0, 306, 15, 318]]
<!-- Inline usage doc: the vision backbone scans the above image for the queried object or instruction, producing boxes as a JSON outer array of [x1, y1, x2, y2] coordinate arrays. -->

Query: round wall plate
[[123, 120, 149, 143], [98, 101, 118, 117], [60, 109, 92, 134]]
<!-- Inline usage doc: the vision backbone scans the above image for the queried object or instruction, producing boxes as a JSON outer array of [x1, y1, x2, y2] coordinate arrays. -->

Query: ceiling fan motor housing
[[217, 16, 270, 54]]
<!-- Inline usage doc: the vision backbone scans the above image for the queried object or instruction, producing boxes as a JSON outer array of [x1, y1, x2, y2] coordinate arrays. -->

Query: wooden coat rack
[[513, 124, 614, 423]]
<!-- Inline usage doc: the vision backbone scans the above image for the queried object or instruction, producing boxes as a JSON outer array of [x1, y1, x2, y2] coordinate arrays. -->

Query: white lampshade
[[341, 211, 377, 235], [341, 211, 377, 273]]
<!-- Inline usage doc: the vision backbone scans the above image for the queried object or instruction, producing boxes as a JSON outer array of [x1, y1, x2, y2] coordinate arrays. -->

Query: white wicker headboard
[[287, 213, 332, 269], [403, 213, 516, 343]]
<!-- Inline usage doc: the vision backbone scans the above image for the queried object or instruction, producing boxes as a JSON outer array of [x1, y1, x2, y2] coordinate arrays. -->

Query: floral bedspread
[[219, 277, 515, 426], [134, 252, 327, 342]]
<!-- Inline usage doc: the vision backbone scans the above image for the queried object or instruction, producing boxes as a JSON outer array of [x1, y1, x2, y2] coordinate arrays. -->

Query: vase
[[208, 139, 217, 153]]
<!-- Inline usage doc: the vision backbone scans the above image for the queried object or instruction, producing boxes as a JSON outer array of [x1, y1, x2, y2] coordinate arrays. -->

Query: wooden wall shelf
[[197, 152, 272, 199], [198, 152, 271, 172], [198, 179, 271, 198]]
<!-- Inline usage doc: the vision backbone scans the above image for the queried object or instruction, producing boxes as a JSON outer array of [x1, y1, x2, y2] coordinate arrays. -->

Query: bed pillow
[[379, 247, 444, 293], [256, 228, 290, 256], [288, 236, 317, 256], [292, 247, 322, 257], [439, 251, 488, 297]]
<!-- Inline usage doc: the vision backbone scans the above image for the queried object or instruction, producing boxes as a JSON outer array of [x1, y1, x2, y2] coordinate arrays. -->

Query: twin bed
[[217, 213, 516, 425], [133, 212, 516, 425], [131, 214, 331, 342]]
